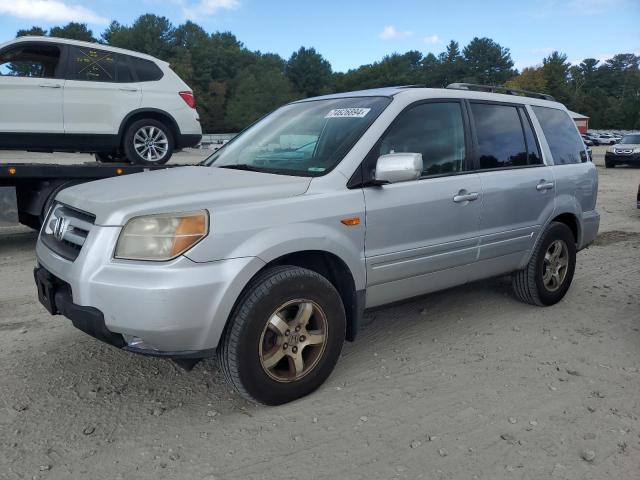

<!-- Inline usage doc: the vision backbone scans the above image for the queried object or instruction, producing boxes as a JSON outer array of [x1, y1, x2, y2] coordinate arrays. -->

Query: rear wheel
[[218, 266, 346, 405], [123, 119, 173, 165], [512, 222, 576, 306]]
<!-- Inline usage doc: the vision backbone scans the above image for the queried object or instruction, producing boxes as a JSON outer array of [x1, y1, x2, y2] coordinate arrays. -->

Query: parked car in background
[[583, 133, 601, 145], [581, 134, 594, 146], [0, 36, 202, 165], [605, 133, 640, 168], [593, 133, 617, 145], [34, 84, 599, 404]]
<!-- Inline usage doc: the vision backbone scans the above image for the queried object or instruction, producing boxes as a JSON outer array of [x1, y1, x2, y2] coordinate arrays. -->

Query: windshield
[[620, 134, 640, 144], [203, 97, 391, 176]]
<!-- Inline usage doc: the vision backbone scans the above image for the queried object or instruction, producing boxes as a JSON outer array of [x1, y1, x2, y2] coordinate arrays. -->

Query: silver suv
[[34, 85, 600, 404]]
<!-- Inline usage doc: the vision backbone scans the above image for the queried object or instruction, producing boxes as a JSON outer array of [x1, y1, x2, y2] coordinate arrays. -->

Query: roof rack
[[446, 83, 555, 102]]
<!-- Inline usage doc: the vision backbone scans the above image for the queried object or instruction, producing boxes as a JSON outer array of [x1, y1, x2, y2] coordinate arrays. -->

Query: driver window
[[0, 45, 61, 78], [377, 102, 466, 176]]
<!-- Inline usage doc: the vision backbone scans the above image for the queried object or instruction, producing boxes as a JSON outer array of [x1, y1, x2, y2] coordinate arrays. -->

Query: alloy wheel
[[258, 299, 329, 382]]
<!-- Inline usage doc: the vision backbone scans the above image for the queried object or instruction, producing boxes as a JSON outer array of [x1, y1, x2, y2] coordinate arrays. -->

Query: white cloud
[[379, 25, 413, 40], [0, 0, 107, 24], [423, 34, 440, 45], [182, 0, 240, 19]]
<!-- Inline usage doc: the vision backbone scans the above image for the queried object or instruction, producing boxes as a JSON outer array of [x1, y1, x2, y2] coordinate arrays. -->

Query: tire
[[218, 265, 346, 405], [95, 152, 126, 163], [605, 159, 615, 168], [123, 119, 173, 166], [512, 222, 577, 306]]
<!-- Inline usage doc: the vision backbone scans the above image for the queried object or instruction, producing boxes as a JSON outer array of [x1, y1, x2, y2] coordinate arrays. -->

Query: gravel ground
[[0, 147, 639, 480]]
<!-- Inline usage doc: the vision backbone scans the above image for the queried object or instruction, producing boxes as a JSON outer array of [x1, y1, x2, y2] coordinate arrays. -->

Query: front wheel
[[218, 266, 346, 405], [605, 159, 615, 168], [123, 119, 173, 165], [512, 222, 577, 306]]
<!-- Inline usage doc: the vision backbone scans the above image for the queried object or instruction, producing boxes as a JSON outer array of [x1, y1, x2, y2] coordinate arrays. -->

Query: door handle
[[453, 191, 479, 203], [119, 88, 138, 92], [536, 181, 555, 191], [39, 84, 62, 88]]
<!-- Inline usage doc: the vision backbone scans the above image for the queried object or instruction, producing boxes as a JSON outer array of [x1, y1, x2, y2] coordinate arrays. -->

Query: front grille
[[41, 203, 95, 261], [614, 148, 633, 155]]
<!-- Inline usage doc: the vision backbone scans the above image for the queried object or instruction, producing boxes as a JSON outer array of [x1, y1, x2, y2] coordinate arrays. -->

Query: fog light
[[123, 334, 158, 351]]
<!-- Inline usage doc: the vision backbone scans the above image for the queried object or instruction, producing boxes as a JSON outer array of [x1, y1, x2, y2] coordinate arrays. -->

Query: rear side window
[[374, 102, 467, 176], [470, 103, 529, 169], [116, 55, 134, 83], [532, 106, 586, 165], [69, 46, 115, 82], [519, 109, 543, 165], [129, 56, 163, 82], [0, 44, 60, 78]]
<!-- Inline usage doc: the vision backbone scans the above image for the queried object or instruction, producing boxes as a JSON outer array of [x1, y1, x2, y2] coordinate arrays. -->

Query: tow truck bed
[[0, 162, 187, 229]]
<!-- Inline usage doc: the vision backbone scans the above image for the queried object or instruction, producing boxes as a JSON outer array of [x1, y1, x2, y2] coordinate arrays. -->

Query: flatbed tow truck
[[0, 162, 185, 229]]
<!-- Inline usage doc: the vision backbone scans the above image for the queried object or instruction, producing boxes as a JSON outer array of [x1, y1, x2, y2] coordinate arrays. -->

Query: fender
[[117, 108, 182, 138]]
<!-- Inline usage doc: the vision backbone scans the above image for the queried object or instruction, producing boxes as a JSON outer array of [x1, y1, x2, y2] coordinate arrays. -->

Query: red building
[[568, 110, 589, 134]]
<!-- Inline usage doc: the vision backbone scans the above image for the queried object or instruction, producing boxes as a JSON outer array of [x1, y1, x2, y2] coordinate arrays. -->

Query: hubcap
[[259, 300, 328, 383], [542, 239, 569, 292], [134, 126, 168, 162]]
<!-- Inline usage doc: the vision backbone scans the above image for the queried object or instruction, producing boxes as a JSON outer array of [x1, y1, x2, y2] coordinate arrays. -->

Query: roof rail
[[446, 83, 555, 102]]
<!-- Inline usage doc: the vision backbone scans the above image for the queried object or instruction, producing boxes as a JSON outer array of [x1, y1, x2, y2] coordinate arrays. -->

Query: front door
[[0, 42, 64, 134], [363, 100, 482, 307]]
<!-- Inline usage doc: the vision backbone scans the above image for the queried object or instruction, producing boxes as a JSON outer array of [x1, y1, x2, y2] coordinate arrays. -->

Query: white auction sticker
[[325, 108, 371, 119]]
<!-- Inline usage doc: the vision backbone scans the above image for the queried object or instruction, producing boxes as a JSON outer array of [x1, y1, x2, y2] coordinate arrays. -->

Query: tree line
[[17, 16, 640, 131]]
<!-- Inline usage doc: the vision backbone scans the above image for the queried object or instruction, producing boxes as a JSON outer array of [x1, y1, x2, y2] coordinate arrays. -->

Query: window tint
[[130, 56, 163, 82], [69, 46, 115, 82], [532, 106, 586, 165], [0, 45, 60, 78], [375, 102, 466, 176], [471, 103, 529, 169], [116, 55, 134, 83], [519, 108, 543, 165]]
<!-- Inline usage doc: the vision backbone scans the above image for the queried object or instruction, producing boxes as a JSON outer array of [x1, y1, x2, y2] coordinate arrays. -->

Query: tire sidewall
[[231, 269, 345, 405], [533, 223, 577, 305], [124, 119, 173, 165]]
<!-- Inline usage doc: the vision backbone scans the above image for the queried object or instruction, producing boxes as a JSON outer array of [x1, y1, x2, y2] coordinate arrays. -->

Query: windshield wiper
[[216, 164, 265, 172]]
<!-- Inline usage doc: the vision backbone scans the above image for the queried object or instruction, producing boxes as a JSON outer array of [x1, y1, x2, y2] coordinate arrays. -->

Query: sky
[[0, 0, 638, 72]]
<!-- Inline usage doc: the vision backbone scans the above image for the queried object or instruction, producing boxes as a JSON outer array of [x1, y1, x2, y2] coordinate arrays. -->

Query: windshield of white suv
[[620, 134, 640, 144], [203, 97, 391, 176]]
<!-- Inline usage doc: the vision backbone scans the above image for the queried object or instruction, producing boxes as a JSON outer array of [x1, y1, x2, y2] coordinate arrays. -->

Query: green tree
[[462, 37, 516, 84], [16, 26, 47, 37], [49, 23, 95, 42], [542, 51, 570, 103], [285, 47, 332, 96], [436, 40, 467, 86]]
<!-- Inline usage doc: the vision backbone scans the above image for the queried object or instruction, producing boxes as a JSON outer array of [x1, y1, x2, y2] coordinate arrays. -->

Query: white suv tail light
[[179, 91, 196, 108]]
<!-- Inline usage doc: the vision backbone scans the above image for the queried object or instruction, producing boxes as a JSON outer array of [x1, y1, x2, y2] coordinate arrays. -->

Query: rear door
[[0, 42, 64, 134], [363, 100, 482, 307], [63, 46, 141, 134], [468, 101, 555, 270]]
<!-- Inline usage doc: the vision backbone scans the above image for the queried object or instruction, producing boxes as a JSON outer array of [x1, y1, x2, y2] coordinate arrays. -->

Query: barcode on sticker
[[325, 108, 371, 119]]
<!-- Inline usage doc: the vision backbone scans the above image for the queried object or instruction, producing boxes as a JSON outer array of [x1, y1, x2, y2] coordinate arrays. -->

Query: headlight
[[115, 210, 209, 261]]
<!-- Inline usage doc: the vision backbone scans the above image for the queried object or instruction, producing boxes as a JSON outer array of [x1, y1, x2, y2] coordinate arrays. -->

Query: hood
[[56, 166, 311, 226], [609, 143, 640, 152]]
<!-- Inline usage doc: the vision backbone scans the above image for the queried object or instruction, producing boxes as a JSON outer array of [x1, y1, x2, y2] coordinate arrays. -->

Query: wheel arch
[[118, 108, 181, 145], [227, 250, 364, 343]]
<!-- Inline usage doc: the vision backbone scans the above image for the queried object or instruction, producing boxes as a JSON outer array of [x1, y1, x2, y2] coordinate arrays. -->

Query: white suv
[[0, 36, 202, 165]]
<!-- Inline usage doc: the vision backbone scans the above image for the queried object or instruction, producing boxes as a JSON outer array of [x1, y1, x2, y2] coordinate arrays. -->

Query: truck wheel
[[512, 222, 576, 306], [123, 119, 173, 166], [218, 265, 346, 405], [95, 152, 126, 163]]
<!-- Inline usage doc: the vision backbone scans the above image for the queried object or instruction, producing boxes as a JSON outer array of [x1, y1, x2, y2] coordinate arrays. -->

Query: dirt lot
[[1, 147, 639, 480]]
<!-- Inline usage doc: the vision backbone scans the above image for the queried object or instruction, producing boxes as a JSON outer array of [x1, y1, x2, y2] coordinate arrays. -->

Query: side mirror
[[374, 153, 423, 184]]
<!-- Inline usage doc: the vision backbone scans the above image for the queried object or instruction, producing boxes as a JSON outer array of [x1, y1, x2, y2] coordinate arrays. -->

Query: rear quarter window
[[129, 56, 163, 82], [532, 106, 586, 165], [69, 46, 115, 82]]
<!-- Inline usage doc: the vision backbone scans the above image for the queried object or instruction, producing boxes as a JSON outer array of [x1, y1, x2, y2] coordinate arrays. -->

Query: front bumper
[[35, 225, 265, 353], [605, 152, 640, 164]]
